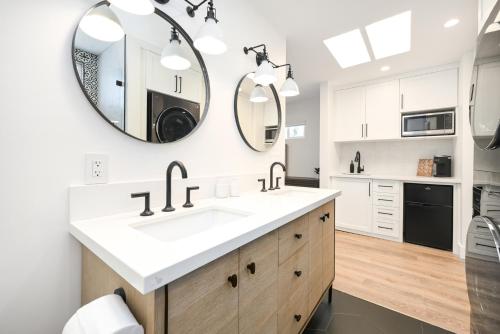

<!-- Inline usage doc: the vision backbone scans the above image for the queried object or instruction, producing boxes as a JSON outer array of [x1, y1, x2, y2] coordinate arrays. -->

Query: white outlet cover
[[85, 153, 109, 185]]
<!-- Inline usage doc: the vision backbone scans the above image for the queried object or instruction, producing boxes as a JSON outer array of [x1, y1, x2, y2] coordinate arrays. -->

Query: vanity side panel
[[81, 247, 165, 334], [308, 206, 324, 311], [167, 250, 239, 334], [322, 201, 336, 289]]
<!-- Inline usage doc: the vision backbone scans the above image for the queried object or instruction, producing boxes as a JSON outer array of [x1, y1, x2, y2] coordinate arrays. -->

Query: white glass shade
[[79, 6, 125, 42], [194, 18, 227, 55], [109, 0, 155, 15], [253, 60, 277, 86], [161, 39, 192, 70], [250, 85, 268, 103], [280, 77, 300, 97]]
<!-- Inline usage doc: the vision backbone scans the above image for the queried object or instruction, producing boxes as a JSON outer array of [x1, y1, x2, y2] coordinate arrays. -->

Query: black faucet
[[354, 151, 364, 174], [163, 161, 188, 212], [269, 162, 286, 190]]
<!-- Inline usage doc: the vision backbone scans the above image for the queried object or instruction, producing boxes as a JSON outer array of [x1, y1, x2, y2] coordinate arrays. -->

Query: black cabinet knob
[[294, 270, 302, 277], [247, 262, 256, 274], [294, 314, 302, 322], [228, 274, 238, 288], [294, 233, 303, 240], [320, 215, 326, 222]]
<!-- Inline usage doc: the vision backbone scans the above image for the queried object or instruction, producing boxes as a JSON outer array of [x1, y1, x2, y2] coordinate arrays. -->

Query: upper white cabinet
[[333, 178, 372, 233], [399, 69, 458, 113], [472, 61, 500, 137], [365, 80, 400, 140], [334, 87, 365, 141]]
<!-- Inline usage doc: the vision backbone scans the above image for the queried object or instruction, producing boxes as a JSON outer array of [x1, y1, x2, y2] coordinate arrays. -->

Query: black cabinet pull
[[174, 75, 178, 92], [294, 270, 302, 277], [246, 262, 256, 274], [294, 233, 303, 239], [294, 314, 302, 322], [179, 76, 182, 94], [228, 274, 238, 288], [324, 212, 330, 219]]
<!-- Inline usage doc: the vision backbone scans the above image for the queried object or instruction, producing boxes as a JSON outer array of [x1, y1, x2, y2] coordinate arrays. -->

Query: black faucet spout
[[163, 161, 188, 212], [269, 162, 286, 190]]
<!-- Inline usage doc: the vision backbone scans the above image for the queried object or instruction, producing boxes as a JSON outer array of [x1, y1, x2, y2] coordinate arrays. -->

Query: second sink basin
[[133, 207, 252, 243]]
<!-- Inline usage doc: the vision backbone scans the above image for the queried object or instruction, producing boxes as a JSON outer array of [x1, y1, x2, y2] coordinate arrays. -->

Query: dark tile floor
[[304, 290, 453, 334]]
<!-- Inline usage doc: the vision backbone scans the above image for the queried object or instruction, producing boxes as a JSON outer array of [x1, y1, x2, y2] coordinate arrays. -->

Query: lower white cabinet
[[333, 177, 401, 239], [333, 178, 372, 233]]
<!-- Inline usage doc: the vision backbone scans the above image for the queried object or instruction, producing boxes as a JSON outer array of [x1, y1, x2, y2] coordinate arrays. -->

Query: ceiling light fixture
[[109, 0, 155, 15], [366, 11, 412, 60], [161, 28, 192, 70], [243, 44, 300, 97], [79, 5, 125, 42], [444, 18, 460, 28], [380, 65, 391, 72], [323, 29, 371, 68], [250, 85, 269, 103]]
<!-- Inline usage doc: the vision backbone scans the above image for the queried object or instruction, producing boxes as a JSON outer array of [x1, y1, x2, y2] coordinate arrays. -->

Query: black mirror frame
[[71, 1, 211, 144], [233, 73, 282, 152]]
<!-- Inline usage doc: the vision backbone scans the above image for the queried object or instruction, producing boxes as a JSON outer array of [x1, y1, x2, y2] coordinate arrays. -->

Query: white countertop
[[331, 172, 461, 184], [70, 186, 341, 294]]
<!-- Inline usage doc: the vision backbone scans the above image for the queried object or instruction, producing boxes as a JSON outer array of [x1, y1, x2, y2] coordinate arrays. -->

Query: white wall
[[0, 1, 285, 333], [286, 96, 320, 178]]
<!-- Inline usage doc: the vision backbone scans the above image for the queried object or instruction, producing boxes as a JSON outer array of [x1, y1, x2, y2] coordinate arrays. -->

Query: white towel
[[62, 294, 144, 334]]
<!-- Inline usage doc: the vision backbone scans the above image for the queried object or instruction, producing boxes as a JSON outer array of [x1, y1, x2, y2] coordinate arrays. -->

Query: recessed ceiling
[[249, 0, 477, 98]]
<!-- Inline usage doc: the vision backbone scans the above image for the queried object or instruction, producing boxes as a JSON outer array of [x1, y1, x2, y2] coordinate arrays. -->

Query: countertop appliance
[[433, 155, 452, 177], [465, 216, 500, 334], [265, 125, 278, 144], [147, 91, 200, 143], [401, 110, 455, 137], [403, 183, 453, 250]]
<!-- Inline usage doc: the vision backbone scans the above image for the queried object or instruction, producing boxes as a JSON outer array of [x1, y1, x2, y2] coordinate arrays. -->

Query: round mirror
[[72, 1, 210, 143], [470, 7, 500, 150], [234, 73, 282, 152]]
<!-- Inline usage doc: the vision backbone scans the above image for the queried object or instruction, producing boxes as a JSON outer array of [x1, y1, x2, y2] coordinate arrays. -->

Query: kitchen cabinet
[[81, 201, 336, 334], [333, 178, 372, 233], [400, 69, 458, 113], [365, 80, 400, 140], [334, 86, 365, 141], [472, 61, 500, 137]]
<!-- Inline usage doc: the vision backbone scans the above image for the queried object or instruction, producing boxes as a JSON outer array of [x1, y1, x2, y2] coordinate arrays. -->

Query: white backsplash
[[336, 139, 455, 176]]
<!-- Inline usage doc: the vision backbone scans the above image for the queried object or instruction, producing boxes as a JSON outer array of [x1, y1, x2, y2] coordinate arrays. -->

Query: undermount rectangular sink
[[269, 189, 315, 196], [133, 207, 252, 243]]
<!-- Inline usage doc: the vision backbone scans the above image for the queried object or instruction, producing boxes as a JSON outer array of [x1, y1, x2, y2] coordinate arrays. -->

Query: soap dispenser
[[349, 160, 354, 173]]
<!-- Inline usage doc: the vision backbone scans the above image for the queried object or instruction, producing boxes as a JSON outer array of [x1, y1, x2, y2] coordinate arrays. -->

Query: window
[[286, 124, 306, 139]]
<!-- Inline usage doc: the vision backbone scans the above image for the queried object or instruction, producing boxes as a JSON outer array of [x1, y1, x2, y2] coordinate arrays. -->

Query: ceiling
[[249, 0, 478, 98]]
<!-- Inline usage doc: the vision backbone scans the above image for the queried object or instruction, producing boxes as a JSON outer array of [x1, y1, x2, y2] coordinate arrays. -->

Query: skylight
[[365, 11, 412, 60], [323, 29, 371, 69]]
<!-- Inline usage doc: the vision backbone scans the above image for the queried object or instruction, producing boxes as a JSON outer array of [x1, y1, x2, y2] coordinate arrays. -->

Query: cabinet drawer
[[373, 206, 399, 222], [373, 220, 398, 237], [374, 192, 399, 208], [278, 215, 308, 265], [373, 180, 400, 194], [277, 283, 308, 334], [278, 243, 308, 306]]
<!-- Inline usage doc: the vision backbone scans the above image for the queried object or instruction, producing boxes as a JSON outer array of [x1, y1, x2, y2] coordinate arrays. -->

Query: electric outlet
[[85, 154, 108, 185]]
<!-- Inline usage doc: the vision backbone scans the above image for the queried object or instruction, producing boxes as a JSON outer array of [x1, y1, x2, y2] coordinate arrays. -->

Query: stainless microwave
[[265, 125, 278, 143], [401, 110, 455, 137]]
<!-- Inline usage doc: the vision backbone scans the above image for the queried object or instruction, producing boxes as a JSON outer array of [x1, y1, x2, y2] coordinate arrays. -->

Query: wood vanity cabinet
[[81, 200, 335, 334]]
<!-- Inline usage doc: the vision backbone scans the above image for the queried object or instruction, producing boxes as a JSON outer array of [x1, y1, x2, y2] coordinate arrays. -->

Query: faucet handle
[[183, 186, 199, 208], [258, 179, 267, 192], [131, 192, 154, 217], [275, 177, 282, 190]]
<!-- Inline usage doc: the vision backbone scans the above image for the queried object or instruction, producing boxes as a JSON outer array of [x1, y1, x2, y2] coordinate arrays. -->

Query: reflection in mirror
[[73, 2, 209, 143], [234, 73, 282, 152], [470, 6, 500, 150]]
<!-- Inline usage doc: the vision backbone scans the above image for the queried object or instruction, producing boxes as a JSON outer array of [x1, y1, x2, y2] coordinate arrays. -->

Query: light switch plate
[[85, 153, 109, 185]]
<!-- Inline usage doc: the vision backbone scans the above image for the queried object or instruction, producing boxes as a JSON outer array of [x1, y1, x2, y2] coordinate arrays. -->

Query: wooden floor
[[333, 231, 470, 334]]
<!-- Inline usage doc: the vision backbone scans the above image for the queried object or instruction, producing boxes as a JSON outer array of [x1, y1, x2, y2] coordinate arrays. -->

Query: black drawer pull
[[378, 185, 393, 188], [476, 243, 495, 249], [378, 199, 392, 202], [228, 274, 238, 288], [246, 262, 256, 274], [294, 233, 303, 239], [294, 314, 302, 322], [294, 270, 302, 277], [378, 226, 393, 230], [378, 211, 393, 216]]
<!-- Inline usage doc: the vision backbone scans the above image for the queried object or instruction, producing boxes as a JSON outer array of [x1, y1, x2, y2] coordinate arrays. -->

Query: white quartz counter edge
[[331, 173, 461, 185], [70, 187, 341, 294]]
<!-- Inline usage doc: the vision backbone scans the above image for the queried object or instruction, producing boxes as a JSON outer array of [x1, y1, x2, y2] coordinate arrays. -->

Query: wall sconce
[[244, 44, 300, 97], [161, 28, 192, 70], [156, 0, 227, 55]]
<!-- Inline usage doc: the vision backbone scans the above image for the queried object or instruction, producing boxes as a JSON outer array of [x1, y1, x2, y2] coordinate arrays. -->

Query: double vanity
[[71, 183, 340, 334]]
